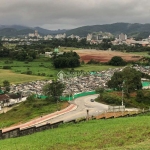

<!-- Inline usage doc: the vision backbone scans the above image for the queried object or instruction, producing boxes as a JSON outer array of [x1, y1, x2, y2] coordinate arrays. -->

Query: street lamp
[[122, 87, 124, 106], [86, 109, 89, 121], [122, 81, 125, 106]]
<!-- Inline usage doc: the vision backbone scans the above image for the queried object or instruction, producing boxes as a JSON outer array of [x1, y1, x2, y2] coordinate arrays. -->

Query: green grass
[[0, 57, 119, 84], [0, 57, 58, 77], [59, 47, 79, 51], [0, 99, 68, 128], [0, 69, 48, 84], [0, 116, 150, 150], [75, 64, 117, 72], [128, 51, 150, 57]]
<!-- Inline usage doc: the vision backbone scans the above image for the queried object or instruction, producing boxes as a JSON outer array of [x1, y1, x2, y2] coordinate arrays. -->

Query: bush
[[26, 70, 32, 75], [49, 74, 53, 77], [108, 56, 127, 66], [87, 59, 99, 64], [24, 61, 29, 64], [4, 60, 13, 64], [41, 73, 46, 76], [3, 66, 11, 69]]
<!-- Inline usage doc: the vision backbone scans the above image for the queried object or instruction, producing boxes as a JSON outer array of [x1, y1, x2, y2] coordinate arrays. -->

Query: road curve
[[37, 94, 108, 126], [2, 94, 109, 132]]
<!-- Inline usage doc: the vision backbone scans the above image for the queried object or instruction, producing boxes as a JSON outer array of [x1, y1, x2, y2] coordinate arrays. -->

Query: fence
[[142, 81, 150, 88], [60, 91, 98, 101], [36, 91, 98, 101], [107, 106, 125, 112]]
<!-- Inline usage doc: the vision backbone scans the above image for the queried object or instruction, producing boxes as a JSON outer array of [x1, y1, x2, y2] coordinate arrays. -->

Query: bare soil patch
[[73, 49, 142, 63]]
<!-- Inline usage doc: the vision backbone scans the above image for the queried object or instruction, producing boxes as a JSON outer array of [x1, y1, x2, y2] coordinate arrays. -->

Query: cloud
[[0, 0, 150, 29]]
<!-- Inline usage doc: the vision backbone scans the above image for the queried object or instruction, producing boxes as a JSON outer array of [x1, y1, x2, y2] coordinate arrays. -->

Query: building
[[119, 33, 127, 41], [87, 34, 93, 41], [28, 30, 40, 38]]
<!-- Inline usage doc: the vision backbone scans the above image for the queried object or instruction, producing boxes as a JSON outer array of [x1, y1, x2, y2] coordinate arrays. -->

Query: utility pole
[[122, 88, 124, 106], [86, 109, 89, 121]]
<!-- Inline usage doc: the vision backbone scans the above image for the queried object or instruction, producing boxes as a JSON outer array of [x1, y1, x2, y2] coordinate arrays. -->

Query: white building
[[87, 34, 93, 41], [119, 33, 127, 41]]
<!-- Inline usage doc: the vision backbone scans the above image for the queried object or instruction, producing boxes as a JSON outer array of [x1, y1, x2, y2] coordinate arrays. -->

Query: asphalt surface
[[2, 94, 109, 132], [37, 94, 109, 125]]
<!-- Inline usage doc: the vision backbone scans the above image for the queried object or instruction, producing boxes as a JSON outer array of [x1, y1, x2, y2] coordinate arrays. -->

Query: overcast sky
[[0, 0, 150, 30]]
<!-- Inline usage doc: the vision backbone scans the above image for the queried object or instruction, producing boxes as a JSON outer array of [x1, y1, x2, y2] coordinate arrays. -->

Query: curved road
[[2, 94, 109, 132], [36, 94, 108, 126]]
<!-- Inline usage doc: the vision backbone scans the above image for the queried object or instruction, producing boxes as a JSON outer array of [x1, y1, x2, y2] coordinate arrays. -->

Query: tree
[[42, 80, 65, 110], [107, 67, 142, 95], [108, 56, 127, 66], [3, 80, 10, 93], [95, 87, 104, 98], [136, 90, 144, 103]]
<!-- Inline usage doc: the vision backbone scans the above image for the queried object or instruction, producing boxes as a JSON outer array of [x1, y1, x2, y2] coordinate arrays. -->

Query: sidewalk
[[2, 104, 77, 133]]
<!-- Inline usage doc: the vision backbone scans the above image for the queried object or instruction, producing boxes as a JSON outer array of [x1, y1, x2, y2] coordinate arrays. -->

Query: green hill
[[0, 114, 150, 150], [66, 23, 150, 38]]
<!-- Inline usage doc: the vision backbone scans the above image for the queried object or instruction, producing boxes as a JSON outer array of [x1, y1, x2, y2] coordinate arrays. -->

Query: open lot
[[72, 49, 142, 62]]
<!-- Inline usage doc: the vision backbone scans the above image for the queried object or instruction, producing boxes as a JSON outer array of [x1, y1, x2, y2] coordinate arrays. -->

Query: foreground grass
[[0, 115, 150, 150], [0, 99, 69, 128]]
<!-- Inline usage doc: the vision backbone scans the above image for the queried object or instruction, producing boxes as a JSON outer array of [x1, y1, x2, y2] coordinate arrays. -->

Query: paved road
[[2, 94, 109, 132], [36, 94, 109, 126], [2, 104, 77, 132]]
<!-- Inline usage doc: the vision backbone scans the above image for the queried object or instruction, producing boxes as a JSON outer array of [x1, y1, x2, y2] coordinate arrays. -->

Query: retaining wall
[[0, 121, 63, 140]]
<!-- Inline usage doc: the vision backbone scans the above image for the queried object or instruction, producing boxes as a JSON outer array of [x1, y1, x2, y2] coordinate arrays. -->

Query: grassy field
[[0, 114, 150, 150], [59, 46, 80, 51], [75, 64, 117, 72], [0, 57, 118, 84], [129, 51, 150, 57], [0, 57, 58, 77], [0, 99, 69, 128], [0, 69, 48, 85]]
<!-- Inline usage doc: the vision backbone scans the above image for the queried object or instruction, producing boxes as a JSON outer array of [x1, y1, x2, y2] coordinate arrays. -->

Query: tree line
[[52, 51, 80, 68]]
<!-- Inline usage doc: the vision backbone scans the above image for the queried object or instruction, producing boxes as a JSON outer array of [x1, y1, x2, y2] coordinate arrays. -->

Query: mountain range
[[0, 23, 150, 38], [66, 23, 150, 38], [0, 25, 67, 37]]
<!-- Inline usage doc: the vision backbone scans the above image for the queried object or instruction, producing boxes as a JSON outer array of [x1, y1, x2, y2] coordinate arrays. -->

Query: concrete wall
[[2, 128, 20, 139], [0, 121, 63, 140]]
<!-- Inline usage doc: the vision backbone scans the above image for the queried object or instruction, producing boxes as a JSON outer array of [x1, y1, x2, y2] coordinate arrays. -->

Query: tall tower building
[[34, 30, 38, 37], [119, 33, 127, 41]]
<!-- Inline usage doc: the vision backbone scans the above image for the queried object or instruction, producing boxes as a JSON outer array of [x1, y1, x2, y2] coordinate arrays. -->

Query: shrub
[[49, 74, 53, 77], [3, 66, 11, 69], [24, 61, 29, 64], [41, 73, 46, 76], [26, 70, 32, 75]]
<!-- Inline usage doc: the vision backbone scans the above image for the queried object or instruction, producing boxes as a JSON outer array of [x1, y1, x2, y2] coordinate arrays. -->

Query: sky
[[0, 0, 150, 30]]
